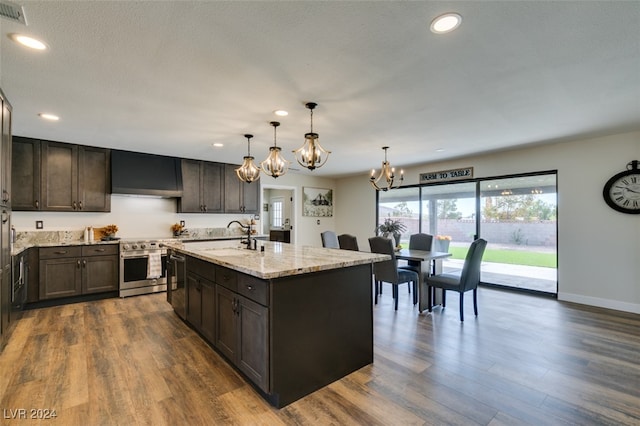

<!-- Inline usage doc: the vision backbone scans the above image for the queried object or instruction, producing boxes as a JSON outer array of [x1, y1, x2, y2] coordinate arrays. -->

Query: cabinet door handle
[[2, 189, 9, 203], [78, 201, 83, 210], [54, 250, 68, 255], [83, 260, 87, 268], [94, 248, 106, 253], [35, 200, 40, 208], [72, 201, 77, 210], [1, 211, 8, 224], [246, 285, 253, 291], [77, 260, 81, 268], [203, 205, 207, 212], [200, 205, 204, 211]]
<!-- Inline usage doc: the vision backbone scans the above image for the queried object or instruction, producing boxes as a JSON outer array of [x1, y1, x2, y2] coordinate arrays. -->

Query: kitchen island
[[166, 240, 388, 408]]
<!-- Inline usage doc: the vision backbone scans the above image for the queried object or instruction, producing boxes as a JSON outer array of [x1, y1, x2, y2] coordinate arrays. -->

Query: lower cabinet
[[184, 257, 269, 393], [39, 244, 118, 300], [215, 283, 269, 392], [186, 258, 216, 343]]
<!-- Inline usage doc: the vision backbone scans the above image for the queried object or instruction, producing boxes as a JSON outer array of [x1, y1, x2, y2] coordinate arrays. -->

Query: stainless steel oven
[[119, 240, 169, 297]]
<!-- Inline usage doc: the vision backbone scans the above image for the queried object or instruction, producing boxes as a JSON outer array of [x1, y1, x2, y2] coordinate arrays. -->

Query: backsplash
[[15, 226, 250, 246]]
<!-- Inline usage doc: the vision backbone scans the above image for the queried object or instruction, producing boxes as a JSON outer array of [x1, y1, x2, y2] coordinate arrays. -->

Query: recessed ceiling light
[[435, 148, 445, 152], [212, 143, 224, 147], [38, 113, 59, 121], [430, 13, 462, 34], [9, 33, 48, 50], [274, 110, 288, 117]]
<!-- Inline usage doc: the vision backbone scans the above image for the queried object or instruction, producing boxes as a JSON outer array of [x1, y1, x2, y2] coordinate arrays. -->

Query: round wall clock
[[602, 160, 640, 214]]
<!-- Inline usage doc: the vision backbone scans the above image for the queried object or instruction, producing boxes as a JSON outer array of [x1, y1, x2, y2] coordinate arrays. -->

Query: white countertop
[[166, 240, 389, 280]]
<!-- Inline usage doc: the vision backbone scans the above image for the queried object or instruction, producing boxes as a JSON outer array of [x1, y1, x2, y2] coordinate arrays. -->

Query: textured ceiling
[[1, 1, 639, 178]]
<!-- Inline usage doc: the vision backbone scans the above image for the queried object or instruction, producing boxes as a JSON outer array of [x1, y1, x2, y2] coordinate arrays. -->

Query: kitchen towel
[[147, 253, 162, 279]]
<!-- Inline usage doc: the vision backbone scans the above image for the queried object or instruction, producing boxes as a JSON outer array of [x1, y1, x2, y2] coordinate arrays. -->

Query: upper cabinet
[[1, 90, 11, 207], [12, 137, 111, 212], [178, 159, 223, 213], [180, 161, 259, 214], [224, 164, 260, 214], [12, 137, 40, 210]]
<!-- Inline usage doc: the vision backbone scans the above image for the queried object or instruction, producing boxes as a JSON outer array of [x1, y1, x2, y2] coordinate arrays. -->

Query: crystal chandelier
[[261, 121, 290, 178], [292, 102, 330, 170], [235, 134, 261, 183], [370, 146, 404, 191]]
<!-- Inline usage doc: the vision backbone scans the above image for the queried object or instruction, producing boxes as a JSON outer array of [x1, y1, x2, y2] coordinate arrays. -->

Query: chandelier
[[370, 146, 404, 191], [235, 134, 261, 183], [292, 102, 331, 170], [261, 121, 290, 178]]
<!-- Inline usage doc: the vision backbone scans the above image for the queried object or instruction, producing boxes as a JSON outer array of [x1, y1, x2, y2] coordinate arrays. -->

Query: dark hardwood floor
[[1, 286, 639, 425]]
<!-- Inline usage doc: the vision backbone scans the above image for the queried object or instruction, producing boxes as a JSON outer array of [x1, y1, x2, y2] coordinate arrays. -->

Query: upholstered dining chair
[[425, 238, 487, 321], [338, 234, 359, 251], [321, 230, 340, 248], [399, 233, 434, 277], [368, 236, 419, 310]]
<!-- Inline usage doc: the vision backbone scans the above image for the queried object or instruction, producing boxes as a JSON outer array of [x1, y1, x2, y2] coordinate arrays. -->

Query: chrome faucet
[[227, 220, 255, 249]]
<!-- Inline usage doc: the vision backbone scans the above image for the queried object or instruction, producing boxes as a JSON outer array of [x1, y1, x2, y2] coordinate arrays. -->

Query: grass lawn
[[449, 247, 557, 268]]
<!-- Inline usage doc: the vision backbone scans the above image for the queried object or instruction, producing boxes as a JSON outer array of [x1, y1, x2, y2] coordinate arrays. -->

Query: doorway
[[261, 185, 296, 244]]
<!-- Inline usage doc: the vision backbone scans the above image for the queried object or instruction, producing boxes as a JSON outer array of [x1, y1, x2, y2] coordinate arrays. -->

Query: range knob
[[141, 244, 147, 249], [132, 244, 138, 250], [123, 244, 130, 250]]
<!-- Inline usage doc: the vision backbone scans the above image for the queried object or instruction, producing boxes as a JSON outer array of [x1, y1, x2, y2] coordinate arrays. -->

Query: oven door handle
[[169, 254, 186, 263]]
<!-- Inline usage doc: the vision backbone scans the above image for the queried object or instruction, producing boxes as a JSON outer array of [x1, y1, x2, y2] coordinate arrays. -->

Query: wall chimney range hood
[[111, 150, 183, 197]]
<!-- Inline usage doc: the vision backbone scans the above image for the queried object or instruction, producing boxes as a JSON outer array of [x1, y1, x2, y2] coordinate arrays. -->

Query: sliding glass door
[[376, 172, 558, 295], [479, 174, 557, 293]]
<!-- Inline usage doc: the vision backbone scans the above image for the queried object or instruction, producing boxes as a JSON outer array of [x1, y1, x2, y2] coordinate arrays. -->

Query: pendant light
[[293, 102, 330, 170], [370, 146, 404, 191], [235, 134, 261, 183], [261, 121, 290, 178]]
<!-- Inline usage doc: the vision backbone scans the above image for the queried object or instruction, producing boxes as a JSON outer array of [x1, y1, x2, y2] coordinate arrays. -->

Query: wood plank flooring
[[1, 287, 639, 425]]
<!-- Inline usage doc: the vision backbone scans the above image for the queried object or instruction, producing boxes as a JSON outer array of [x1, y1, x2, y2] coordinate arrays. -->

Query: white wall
[[335, 130, 640, 314]]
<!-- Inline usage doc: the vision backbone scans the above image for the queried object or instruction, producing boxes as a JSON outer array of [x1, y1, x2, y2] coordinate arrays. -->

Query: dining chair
[[425, 238, 487, 321], [399, 233, 434, 279], [321, 230, 340, 248], [368, 236, 419, 310], [338, 234, 359, 251]]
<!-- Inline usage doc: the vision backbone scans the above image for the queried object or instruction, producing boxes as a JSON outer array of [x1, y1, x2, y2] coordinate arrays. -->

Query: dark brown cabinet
[[11, 137, 40, 210], [224, 164, 260, 214], [186, 256, 216, 343], [13, 137, 110, 212], [215, 266, 269, 392], [178, 159, 224, 213], [269, 229, 291, 243], [39, 244, 118, 300]]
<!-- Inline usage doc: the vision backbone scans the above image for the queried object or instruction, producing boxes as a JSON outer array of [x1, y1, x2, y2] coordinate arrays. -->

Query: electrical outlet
[[36, 220, 43, 229], [317, 219, 320, 225], [180, 220, 185, 227]]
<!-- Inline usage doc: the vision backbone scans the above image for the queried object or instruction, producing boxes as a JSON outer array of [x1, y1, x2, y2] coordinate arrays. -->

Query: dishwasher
[[166, 250, 186, 320]]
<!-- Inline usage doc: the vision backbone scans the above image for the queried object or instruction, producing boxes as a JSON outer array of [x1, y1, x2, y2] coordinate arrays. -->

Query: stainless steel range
[[119, 239, 173, 297]]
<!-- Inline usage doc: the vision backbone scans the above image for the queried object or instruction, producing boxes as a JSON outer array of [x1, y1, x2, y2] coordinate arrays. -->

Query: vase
[[435, 240, 450, 252], [393, 233, 401, 247]]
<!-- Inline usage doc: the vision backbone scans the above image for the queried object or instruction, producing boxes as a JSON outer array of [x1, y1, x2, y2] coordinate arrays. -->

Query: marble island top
[[166, 240, 390, 280]]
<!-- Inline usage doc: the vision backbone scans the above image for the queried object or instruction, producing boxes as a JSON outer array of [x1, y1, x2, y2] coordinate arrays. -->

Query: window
[[271, 198, 283, 228]]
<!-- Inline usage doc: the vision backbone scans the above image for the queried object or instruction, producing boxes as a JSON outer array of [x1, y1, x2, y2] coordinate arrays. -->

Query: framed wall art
[[303, 187, 333, 217]]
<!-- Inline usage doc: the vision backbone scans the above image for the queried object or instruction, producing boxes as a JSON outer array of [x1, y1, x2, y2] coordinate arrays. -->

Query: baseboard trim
[[558, 292, 640, 314]]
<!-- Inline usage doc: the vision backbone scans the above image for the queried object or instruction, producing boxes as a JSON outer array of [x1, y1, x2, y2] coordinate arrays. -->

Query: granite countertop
[[10, 232, 268, 257], [11, 239, 119, 256], [166, 240, 389, 280]]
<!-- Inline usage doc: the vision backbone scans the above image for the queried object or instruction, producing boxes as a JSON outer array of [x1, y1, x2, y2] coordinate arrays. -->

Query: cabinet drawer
[[215, 266, 237, 291], [188, 256, 216, 280], [39, 246, 82, 259], [238, 274, 268, 306], [81, 244, 119, 257]]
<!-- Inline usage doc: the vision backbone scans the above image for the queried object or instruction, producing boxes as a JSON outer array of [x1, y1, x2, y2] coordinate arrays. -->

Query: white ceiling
[[1, 1, 639, 178]]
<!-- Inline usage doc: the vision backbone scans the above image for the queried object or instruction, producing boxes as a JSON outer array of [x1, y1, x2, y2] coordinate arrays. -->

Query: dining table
[[396, 248, 452, 313]]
